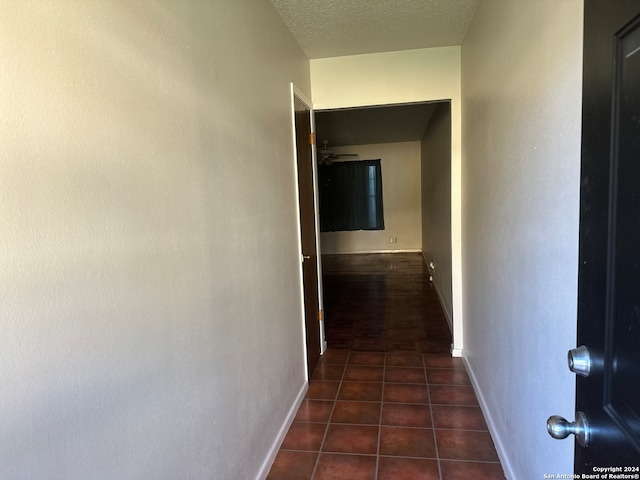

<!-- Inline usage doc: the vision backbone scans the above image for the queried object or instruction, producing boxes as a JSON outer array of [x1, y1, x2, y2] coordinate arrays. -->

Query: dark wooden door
[[294, 95, 321, 377], [575, 0, 640, 470]]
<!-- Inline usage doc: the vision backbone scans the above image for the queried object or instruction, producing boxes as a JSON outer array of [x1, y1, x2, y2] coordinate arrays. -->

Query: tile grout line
[[374, 353, 386, 480], [424, 355, 444, 480], [309, 357, 347, 480]]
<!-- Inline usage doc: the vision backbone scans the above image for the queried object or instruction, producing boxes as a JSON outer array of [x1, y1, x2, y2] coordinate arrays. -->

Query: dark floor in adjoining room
[[267, 253, 504, 480]]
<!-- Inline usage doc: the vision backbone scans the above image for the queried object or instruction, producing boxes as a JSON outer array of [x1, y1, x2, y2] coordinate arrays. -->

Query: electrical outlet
[[389, 237, 397, 243]]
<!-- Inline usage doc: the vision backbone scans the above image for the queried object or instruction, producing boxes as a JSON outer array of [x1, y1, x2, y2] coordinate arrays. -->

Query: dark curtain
[[318, 159, 385, 232]]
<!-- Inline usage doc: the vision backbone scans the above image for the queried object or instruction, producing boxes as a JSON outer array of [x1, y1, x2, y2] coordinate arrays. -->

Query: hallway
[[267, 253, 504, 479]]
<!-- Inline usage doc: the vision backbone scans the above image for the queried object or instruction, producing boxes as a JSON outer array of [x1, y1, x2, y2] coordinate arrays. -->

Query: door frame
[[290, 84, 327, 380], [313, 100, 459, 353]]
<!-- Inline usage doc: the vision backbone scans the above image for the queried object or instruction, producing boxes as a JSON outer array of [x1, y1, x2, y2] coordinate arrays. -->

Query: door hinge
[[309, 132, 315, 146]]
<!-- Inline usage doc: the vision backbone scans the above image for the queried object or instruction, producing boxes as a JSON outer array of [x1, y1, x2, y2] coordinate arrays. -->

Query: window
[[318, 159, 385, 232]]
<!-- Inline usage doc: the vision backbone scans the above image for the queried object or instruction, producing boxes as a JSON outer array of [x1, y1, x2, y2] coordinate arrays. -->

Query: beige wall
[[311, 47, 464, 352], [462, 1, 583, 477], [320, 142, 422, 254], [421, 103, 452, 327], [0, 1, 310, 479]]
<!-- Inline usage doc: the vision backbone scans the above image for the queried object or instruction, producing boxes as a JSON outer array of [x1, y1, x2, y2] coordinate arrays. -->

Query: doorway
[[314, 101, 454, 348]]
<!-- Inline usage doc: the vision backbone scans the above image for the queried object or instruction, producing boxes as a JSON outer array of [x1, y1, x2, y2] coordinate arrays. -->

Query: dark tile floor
[[267, 253, 504, 480]]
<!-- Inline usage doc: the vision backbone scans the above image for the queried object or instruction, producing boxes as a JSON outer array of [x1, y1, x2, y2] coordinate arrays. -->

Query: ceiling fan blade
[[318, 141, 358, 162]]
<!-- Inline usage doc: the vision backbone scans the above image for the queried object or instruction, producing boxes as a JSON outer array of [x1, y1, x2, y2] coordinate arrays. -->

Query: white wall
[[311, 47, 464, 352], [421, 103, 453, 328], [461, 1, 583, 477], [320, 142, 422, 253], [0, 1, 310, 479]]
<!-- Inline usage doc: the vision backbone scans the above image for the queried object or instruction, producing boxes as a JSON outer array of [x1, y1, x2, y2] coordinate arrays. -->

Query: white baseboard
[[431, 278, 453, 333], [462, 353, 515, 480], [419, 252, 454, 335], [255, 381, 308, 480]]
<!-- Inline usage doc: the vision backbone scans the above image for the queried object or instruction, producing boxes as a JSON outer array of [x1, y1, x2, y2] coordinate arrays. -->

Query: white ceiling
[[270, 0, 479, 59]]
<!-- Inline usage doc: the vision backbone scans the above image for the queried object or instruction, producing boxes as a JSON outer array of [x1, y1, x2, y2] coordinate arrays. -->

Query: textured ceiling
[[270, 0, 479, 59]]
